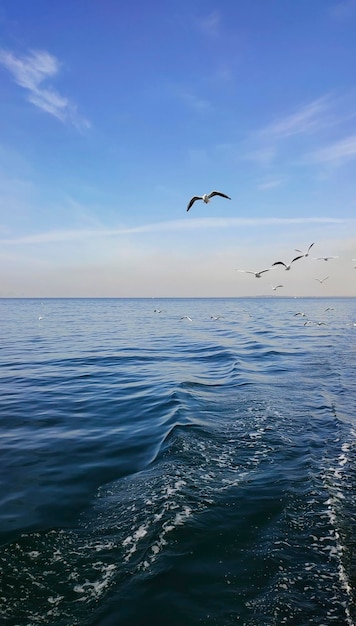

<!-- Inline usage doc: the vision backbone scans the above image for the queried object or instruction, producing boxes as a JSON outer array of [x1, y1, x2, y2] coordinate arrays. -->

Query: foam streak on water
[[0, 297, 355, 625]]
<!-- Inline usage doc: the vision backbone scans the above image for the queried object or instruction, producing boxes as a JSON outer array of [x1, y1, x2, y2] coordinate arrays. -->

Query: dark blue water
[[1, 298, 355, 625]]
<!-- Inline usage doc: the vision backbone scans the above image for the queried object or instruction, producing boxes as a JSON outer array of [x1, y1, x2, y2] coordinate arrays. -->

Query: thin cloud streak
[[0, 48, 90, 129], [257, 179, 284, 190], [330, 0, 356, 20], [199, 10, 221, 37], [259, 96, 330, 139], [307, 135, 356, 164], [1, 217, 353, 246]]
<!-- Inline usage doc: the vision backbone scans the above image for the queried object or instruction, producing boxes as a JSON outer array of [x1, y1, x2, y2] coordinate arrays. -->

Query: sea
[[0, 297, 355, 626]]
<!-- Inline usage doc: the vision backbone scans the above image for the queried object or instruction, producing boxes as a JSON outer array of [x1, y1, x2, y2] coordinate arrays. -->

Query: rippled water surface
[[1, 297, 356, 625]]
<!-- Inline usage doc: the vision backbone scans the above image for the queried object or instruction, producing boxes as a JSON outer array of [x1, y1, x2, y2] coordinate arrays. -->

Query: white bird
[[180, 316, 192, 322], [271, 284, 284, 291], [313, 256, 338, 261], [187, 190, 231, 212], [295, 242, 315, 257], [294, 312, 307, 317], [315, 276, 329, 283], [210, 315, 224, 320], [272, 255, 304, 270], [236, 268, 271, 278], [324, 307, 334, 312]]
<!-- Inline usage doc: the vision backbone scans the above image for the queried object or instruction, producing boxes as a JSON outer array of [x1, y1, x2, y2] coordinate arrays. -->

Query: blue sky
[[1, 0, 356, 297]]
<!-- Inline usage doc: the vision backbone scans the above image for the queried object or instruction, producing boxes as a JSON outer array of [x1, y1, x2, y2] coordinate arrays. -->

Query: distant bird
[[187, 190, 231, 212], [324, 307, 334, 312], [210, 315, 224, 320], [154, 309, 165, 313], [272, 255, 304, 271], [313, 256, 338, 261], [295, 242, 315, 257], [271, 284, 284, 291], [236, 268, 271, 278], [180, 316, 192, 322], [294, 312, 307, 317], [315, 276, 329, 284]]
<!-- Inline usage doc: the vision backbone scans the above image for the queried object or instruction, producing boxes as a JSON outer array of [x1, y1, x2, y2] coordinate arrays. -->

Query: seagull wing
[[259, 269, 270, 275], [291, 255, 304, 264], [272, 261, 287, 268], [308, 242, 315, 253], [187, 196, 202, 211], [207, 191, 231, 200]]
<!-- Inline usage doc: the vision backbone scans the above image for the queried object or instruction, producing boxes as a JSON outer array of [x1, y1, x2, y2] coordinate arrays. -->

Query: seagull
[[210, 315, 224, 320], [313, 256, 338, 261], [187, 190, 231, 212], [315, 276, 329, 283], [324, 307, 334, 312], [295, 242, 315, 257], [271, 284, 284, 291], [294, 312, 307, 316], [180, 316, 192, 322], [236, 268, 271, 278], [272, 255, 304, 271], [154, 308, 165, 313]]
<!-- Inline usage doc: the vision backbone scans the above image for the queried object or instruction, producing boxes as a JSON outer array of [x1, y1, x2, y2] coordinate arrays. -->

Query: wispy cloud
[[1, 217, 353, 246], [307, 135, 356, 164], [178, 89, 213, 112], [244, 146, 277, 166], [199, 10, 221, 37], [330, 0, 356, 20], [243, 95, 350, 168], [257, 178, 284, 190], [0, 48, 90, 129], [259, 97, 331, 140]]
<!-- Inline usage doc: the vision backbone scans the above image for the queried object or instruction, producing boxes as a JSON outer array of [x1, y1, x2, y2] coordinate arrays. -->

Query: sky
[[0, 0, 356, 298]]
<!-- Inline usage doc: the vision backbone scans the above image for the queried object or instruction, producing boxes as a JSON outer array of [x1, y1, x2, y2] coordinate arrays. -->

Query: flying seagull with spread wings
[[187, 190, 231, 212], [315, 276, 329, 283], [236, 268, 271, 278], [313, 256, 338, 261], [271, 284, 284, 291], [272, 255, 304, 271], [295, 242, 315, 257]]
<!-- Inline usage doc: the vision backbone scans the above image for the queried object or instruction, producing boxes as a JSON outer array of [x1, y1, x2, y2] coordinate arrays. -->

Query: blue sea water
[[0, 297, 356, 626]]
